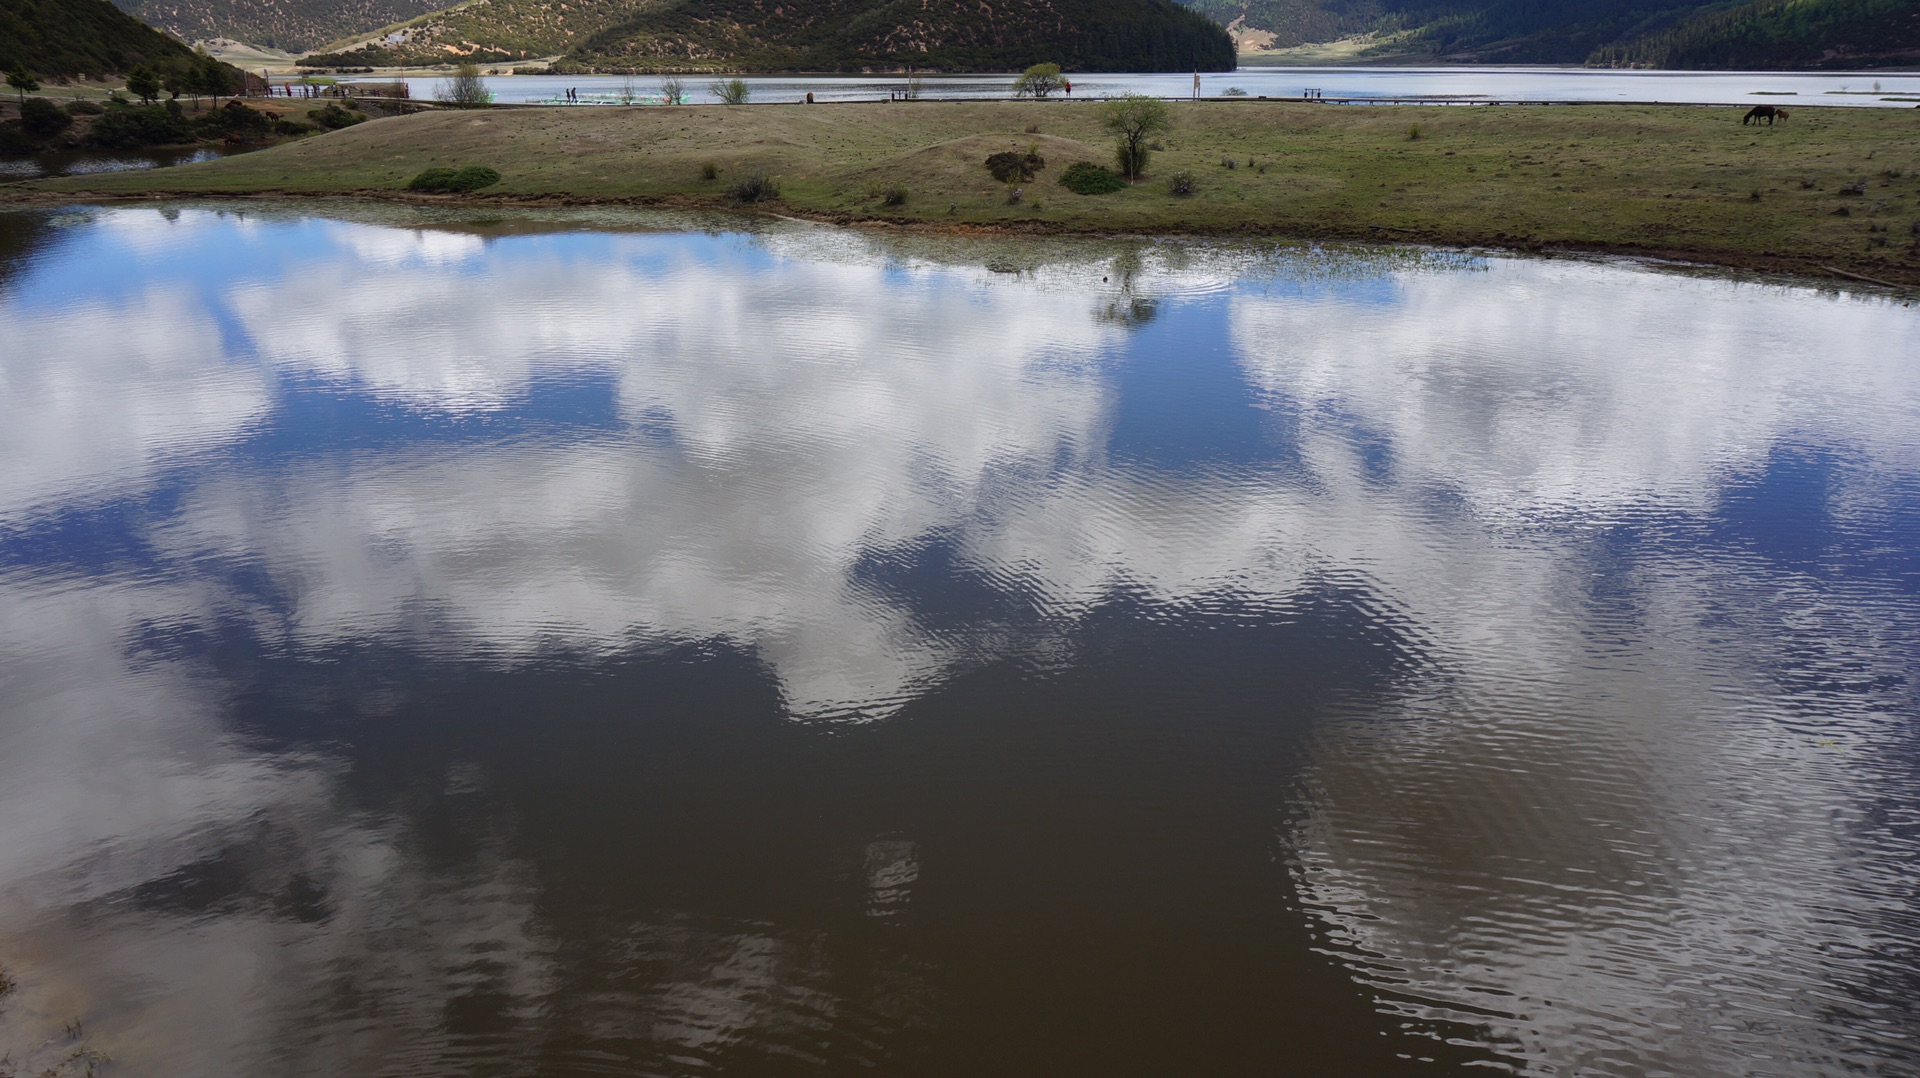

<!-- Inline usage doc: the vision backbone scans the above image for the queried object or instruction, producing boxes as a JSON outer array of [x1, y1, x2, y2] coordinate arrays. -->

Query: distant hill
[[1183, 0, 1378, 49], [299, 0, 653, 67], [301, 0, 1235, 72], [0, 0, 214, 76], [111, 0, 443, 54], [1198, 0, 1920, 67], [567, 0, 1236, 72]]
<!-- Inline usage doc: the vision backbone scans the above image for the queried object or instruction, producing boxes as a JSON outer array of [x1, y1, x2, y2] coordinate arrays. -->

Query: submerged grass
[[15, 100, 1920, 282]]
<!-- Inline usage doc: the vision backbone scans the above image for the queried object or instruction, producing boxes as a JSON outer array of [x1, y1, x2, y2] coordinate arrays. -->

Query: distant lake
[[1, 204, 1917, 1077], [340, 67, 1920, 107]]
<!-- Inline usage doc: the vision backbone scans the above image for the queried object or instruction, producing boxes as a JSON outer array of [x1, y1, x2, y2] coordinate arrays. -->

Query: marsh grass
[[730, 170, 779, 202], [31, 101, 1920, 282]]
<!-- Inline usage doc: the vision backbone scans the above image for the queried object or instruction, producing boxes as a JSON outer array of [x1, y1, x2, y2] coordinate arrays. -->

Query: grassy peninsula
[[14, 100, 1920, 284]]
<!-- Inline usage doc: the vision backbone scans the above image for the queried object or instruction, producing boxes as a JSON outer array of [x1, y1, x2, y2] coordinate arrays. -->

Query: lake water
[[346, 67, 1920, 107], [1, 204, 1918, 1077], [0, 147, 241, 182]]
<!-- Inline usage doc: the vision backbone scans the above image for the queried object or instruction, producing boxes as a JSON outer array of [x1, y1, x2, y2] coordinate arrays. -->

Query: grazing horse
[[1743, 105, 1789, 125]]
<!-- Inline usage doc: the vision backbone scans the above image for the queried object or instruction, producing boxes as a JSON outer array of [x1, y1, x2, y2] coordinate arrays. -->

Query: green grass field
[[14, 100, 1920, 283]]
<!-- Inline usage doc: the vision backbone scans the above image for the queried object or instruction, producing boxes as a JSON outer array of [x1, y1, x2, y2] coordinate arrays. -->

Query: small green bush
[[197, 100, 270, 137], [407, 164, 502, 192], [730, 170, 779, 202], [309, 102, 365, 130], [65, 99, 105, 116], [1060, 161, 1126, 195], [85, 103, 190, 148], [1166, 170, 1196, 196], [700, 160, 718, 181], [882, 184, 908, 206], [986, 150, 1044, 183]]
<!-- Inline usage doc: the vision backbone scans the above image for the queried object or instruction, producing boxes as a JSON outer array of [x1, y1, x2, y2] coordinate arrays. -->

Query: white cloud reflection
[[0, 208, 1916, 1075]]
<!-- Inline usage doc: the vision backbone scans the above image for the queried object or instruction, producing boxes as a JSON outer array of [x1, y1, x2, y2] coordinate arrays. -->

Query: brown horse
[[1743, 105, 1789, 125]]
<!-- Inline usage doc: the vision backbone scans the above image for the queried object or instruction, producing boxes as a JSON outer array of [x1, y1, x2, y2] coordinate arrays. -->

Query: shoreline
[[9, 101, 1918, 288], [7, 184, 1909, 291]]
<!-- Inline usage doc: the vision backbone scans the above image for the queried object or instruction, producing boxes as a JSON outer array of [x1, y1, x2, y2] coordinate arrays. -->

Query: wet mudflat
[[0, 204, 1916, 1076]]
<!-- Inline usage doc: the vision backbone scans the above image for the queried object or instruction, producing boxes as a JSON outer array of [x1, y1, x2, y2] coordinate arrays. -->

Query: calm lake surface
[[1, 204, 1917, 1076], [354, 67, 1920, 107], [0, 147, 243, 182]]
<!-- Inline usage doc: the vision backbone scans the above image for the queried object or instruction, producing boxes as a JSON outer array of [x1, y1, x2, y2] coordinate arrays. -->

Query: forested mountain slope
[[1, 0, 214, 75], [1595, 0, 1920, 69]]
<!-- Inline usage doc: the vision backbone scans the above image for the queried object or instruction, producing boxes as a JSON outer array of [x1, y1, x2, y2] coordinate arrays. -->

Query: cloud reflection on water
[[0, 207, 1916, 1075]]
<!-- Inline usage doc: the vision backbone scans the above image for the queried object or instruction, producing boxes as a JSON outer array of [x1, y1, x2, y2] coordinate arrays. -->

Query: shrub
[[699, 160, 718, 180], [882, 184, 908, 206], [65, 100, 105, 116], [1407, 123, 1422, 140], [1221, 86, 1248, 97], [85, 103, 190, 148], [985, 150, 1044, 183], [20, 96, 71, 138], [711, 78, 750, 105], [1166, 170, 1196, 196], [198, 100, 270, 137], [272, 118, 315, 136], [1060, 161, 1125, 195], [660, 76, 687, 105], [407, 164, 502, 192], [730, 170, 779, 202], [309, 102, 365, 130]]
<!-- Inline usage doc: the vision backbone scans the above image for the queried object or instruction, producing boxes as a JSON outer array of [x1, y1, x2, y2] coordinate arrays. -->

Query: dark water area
[[0, 146, 243, 181], [0, 204, 1916, 1076]]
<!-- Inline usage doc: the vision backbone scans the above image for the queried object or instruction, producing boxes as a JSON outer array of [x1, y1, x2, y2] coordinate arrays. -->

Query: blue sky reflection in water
[[0, 205, 1917, 1076]]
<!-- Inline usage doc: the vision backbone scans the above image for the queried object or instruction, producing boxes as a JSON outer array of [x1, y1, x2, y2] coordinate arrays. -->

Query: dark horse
[[1743, 105, 1789, 125]]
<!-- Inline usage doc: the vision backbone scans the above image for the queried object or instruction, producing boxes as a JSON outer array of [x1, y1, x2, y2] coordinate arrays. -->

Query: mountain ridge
[[114, 0, 1920, 71]]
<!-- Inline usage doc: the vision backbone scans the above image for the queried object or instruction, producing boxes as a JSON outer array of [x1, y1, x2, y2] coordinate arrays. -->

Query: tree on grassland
[[438, 62, 493, 106], [7, 68, 38, 105], [127, 65, 161, 105], [1013, 62, 1064, 99], [1101, 92, 1171, 182]]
